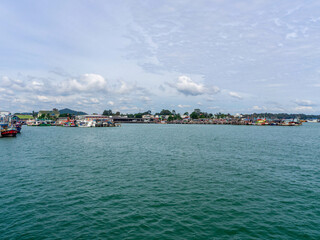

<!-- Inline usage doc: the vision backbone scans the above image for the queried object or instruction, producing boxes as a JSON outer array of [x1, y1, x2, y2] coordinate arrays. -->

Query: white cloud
[[1, 76, 13, 86], [252, 106, 262, 110], [169, 75, 220, 96], [206, 97, 215, 102], [59, 74, 108, 93], [207, 86, 220, 94], [37, 95, 50, 102], [119, 106, 139, 111], [90, 98, 99, 103], [295, 106, 313, 111], [251, 106, 267, 111], [139, 96, 151, 102], [0, 73, 149, 113], [229, 91, 243, 100], [115, 81, 148, 96], [295, 99, 314, 106], [32, 81, 44, 86], [119, 97, 131, 104], [177, 104, 191, 108], [31, 81, 45, 91], [286, 32, 297, 39], [12, 98, 30, 104], [266, 83, 286, 88], [116, 81, 132, 94], [174, 75, 206, 96]]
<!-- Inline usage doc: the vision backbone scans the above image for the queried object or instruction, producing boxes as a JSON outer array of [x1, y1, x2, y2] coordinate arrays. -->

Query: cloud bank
[[168, 75, 220, 96]]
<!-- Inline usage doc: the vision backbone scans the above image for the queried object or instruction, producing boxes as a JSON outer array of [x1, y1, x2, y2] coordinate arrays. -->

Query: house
[[38, 108, 60, 118], [181, 115, 190, 121], [15, 115, 34, 121], [142, 114, 154, 122]]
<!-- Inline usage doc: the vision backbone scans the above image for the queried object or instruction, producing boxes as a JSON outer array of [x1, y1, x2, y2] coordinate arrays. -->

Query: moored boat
[[1, 112, 18, 137], [1, 127, 18, 137]]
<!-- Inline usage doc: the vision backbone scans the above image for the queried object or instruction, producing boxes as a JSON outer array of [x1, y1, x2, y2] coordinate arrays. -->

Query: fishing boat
[[1, 125, 18, 137], [0, 112, 18, 137], [75, 115, 119, 127], [27, 120, 53, 126], [77, 120, 93, 127], [307, 119, 318, 123], [280, 119, 302, 126]]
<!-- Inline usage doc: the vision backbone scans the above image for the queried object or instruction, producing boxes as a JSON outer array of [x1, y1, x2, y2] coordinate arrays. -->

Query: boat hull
[[1, 130, 18, 137]]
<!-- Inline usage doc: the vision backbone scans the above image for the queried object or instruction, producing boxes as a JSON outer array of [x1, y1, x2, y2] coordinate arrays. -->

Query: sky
[[1, 0, 320, 114]]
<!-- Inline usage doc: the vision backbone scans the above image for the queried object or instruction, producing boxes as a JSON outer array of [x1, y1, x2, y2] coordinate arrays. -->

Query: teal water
[[1, 124, 320, 239]]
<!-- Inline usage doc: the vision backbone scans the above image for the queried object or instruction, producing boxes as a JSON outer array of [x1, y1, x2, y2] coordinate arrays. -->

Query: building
[[0, 111, 11, 116], [194, 109, 201, 114], [0, 111, 11, 122], [76, 115, 112, 121], [15, 115, 34, 121], [38, 109, 60, 118]]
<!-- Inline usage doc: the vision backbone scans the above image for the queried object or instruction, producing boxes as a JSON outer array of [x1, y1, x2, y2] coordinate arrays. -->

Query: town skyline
[[11, 107, 320, 120]]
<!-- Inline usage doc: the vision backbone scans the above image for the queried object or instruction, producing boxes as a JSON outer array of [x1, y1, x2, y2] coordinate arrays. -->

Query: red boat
[[1, 128, 18, 137], [1, 112, 18, 137]]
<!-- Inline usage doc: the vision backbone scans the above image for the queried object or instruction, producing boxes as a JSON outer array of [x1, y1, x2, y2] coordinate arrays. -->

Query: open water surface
[[1, 124, 320, 239]]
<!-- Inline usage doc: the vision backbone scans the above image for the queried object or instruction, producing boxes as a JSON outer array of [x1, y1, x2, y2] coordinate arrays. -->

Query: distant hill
[[59, 108, 87, 115]]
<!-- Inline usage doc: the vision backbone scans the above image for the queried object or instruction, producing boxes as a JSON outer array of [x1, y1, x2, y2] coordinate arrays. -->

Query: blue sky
[[1, 0, 320, 114]]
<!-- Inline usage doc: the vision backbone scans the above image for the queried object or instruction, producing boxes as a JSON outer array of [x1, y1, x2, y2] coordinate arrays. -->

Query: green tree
[[190, 112, 199, 119], [175, 114, 182, 120], [134, 113, 143, 118], [144, 110, 152, 115], [159, 109, 172, 115], [103, 109, 113, 116], [167, 115, 174, 121], [184, 112, 189, 116], [59, 113, 71, 118]]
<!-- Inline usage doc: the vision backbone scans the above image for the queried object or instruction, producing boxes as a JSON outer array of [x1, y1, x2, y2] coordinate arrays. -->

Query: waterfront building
[[38, 108, 60, 118], [142, 114, 154, 122], [15, 115, 34, 121]]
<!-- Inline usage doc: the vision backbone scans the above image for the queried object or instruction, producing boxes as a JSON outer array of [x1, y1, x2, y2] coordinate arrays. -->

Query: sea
[[1, 124, 320, 239]]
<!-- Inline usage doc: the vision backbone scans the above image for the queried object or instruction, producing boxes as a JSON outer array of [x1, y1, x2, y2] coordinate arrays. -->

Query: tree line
[[102, 109, 320, 120]]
